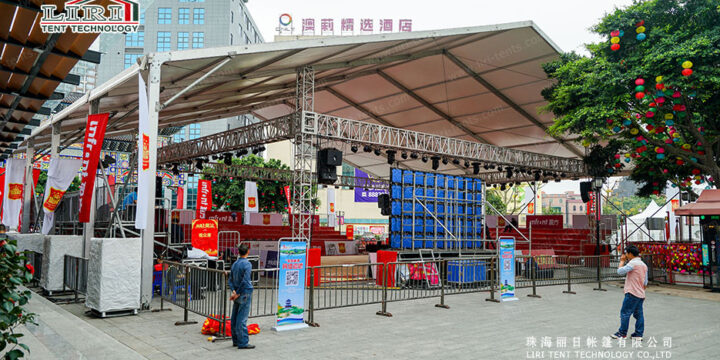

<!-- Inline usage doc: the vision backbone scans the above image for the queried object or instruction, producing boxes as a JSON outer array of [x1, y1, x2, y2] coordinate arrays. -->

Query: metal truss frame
[[156, 116, 293, 165], [308, 112, 585, 175], [177, 162, 390, 190], [292, 67, 317, 242]]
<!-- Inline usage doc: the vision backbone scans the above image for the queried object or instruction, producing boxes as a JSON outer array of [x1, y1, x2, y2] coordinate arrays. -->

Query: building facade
[[96, 0, 264, 209], [541, 191, 587, 226]]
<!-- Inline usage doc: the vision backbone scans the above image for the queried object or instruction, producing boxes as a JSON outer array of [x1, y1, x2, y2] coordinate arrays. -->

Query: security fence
[[62, 255, 89, 303], [158, 254, 663, 333]]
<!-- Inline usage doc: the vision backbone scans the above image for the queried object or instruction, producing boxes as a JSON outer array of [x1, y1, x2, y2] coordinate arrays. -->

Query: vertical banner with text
[[283, 185, 291, 215], [135, 73, 151, 229], [327, 186, 336, 227], [196, 179, 212, 219], [78, 113, 109, 223], [499, 236, 518, 302], [274, 241, 308, 332]]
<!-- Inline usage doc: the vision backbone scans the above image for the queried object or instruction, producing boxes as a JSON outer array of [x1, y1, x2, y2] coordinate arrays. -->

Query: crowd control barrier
[[62, 255, 89, 303]]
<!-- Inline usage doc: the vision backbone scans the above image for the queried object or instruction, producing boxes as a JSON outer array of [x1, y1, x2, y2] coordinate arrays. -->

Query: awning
[[675, 190, 720, 216], [0, 0, 103, 157], [23, 21, 584, 178]]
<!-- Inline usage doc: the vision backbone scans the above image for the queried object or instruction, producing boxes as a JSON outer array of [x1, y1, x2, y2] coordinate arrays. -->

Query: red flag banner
[[283, 185, 291, 215], [177, 187, 184, 209], [78, 113, 109, 222], [196, 179, 212, 219]]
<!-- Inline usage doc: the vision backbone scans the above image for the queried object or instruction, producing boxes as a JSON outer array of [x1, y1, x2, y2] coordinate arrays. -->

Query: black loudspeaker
[[580, 181, 592, 203], [645, 218, 665, 231], [155, 176, 163, 198], [378, 194, 391, 216], [317, 148, 343, 184]]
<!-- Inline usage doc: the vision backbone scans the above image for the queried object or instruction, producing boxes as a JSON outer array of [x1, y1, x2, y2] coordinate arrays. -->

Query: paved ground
[[9, 283, 720, 359]]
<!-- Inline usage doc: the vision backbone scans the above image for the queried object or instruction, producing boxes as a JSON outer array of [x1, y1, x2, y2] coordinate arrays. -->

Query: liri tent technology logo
[[40, 0, 140, 34]]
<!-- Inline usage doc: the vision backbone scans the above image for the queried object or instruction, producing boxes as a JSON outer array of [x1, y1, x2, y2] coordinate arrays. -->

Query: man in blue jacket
[[229, 244, 254, 349]]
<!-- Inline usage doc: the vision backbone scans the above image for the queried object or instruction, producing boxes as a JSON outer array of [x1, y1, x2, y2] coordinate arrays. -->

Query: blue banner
[[274, 241, 308, 331], [354, 169, 388, 202], [498, 237, 518, 301]]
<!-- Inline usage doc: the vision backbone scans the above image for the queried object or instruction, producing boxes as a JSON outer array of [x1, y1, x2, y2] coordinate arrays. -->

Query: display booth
[[675, 190, 720, 292]]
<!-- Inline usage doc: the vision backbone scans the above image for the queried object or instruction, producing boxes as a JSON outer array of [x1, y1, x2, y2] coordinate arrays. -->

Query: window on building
[[125, 31, 144, 47], [158, 8, 172, 24], [140, 10, 145, 24], [177, 32, 189, 50], [573, 205, 577, 211], [178, 8, 190, 24], [192, 32, 204, 48], [193, 8, 205, 24], [189, 123, 201, 139], [230, 33, 233, 45], [231, 11, 234, 23], [173, 127, 186, 143], [186, 176, 198, 210], [124, 53, 141, 68], [157, 32, 171, 51]]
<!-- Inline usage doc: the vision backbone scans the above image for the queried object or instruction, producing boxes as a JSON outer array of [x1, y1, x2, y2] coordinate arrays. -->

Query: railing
[[25, 251, 43, 287], [159, 254, 663, 330], [62, 255, 89, 303]]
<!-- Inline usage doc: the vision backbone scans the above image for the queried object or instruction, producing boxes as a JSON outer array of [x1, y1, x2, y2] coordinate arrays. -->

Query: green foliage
[[542, 0, 720, 195], [0, 237, 36, 359], [485, 188, 507, 215], [603, 194, 666, 216], [201, 155, 291, 212], [542, 207, 562, 215], [34, 172, 81, 195]]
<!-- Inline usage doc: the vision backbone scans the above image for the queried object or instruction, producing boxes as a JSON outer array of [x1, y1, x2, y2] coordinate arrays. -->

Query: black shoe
[[238, 345, 255, 350]]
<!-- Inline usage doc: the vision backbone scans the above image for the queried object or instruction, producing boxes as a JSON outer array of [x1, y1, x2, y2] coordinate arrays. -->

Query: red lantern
[[635, 92, 645, 99], [611, 43, 620, 51], [682, 68, 693, 76]]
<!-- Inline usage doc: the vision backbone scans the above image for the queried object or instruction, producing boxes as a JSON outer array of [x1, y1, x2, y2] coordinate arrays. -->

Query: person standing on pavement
[[611, 245, 648, 341], [229, 244, 254, 349]]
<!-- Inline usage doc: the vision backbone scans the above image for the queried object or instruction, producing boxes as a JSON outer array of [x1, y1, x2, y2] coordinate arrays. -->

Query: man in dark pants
[[611, 245, 648, 341], [229, 244, 254, 349]]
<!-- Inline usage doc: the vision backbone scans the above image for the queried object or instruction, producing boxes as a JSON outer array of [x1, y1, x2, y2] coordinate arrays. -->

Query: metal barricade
[[63, 255, 88, 303], [311, 263, 383, 311], [26, 251, 43, 287], [219, 231, 241, 258]]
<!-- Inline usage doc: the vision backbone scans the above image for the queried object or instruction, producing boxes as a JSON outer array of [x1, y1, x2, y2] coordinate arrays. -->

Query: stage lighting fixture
[[363, 145, 372, 153], [431, 156, 441, 170], [534, 171, 541, 182], [410, 153, 419, 160], [497, 166, 503, 171], [500, 183, 506, 191], [258, 145, 266, 152], [542, 179, 549, 183], [572, 177, 580, 181], [401, 152, 408, 160], [506, 168, 513, 178], [483, 164, 490, 170], [386, 150, 397, 165], [223, 154, 233, 166], [452, 159, 460, 165], [351, 145, 359, 153], [554, 177, 561, 183], [561, 173, 567, 178], [195, 160, 204, 170], [472, 162, 480, 175], [489, 164, 496, 170], [442, 158, 449, 165], [464, 161, 470, 168], [211, 155, 219, 160], [373, 148, 381, 156], [515, 182, 521, 186], [252, 147, 259, 154], [172, 165, 180, 176], [421, 156, 428, 163]]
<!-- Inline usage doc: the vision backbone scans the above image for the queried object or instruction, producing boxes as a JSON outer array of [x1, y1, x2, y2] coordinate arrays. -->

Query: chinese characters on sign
[[524, 335, 672, 359], [277, 15, 412, 36]]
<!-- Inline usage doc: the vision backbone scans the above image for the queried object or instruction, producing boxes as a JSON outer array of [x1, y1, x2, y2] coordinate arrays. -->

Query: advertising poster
[[354, 169, 388, 202], [702, 244, 710, 266], [274, 241, 309, 331], [498, 236, 518, 302], [191, 219, 219, 256], [78, 113, 109, 223]]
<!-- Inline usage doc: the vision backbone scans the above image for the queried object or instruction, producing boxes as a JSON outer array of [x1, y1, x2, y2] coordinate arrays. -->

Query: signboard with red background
[[526, 215, 564, 229], [191, 219, 219, 256]]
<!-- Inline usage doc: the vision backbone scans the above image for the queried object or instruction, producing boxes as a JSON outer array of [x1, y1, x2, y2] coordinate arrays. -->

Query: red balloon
[[611, 43, 620, 51], [682, 68, 693, 76], [635, 92, 645, 99], [635, 78, 645, 85]]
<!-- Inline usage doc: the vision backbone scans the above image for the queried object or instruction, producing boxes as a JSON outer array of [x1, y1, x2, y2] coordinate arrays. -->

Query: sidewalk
[[53, 283, 720, 360], [2, 288, 144, 360]]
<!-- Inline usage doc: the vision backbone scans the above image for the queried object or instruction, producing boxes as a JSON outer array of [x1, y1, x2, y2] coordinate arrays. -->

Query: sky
[[244, 0, 636, 194]]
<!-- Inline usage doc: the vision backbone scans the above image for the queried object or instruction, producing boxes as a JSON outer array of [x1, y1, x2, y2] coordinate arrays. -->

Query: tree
[[0, 238, 36, 359], [542, 207, 562, 215], [34, 172, 81, 195], [542, 0, 720, 196], [485, 188, 506, 215], [492, 184, 527, 215], [202, 155, 291, 212]]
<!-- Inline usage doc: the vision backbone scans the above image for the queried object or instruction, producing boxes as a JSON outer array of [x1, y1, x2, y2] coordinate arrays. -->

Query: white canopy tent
[[627, 201, 665, 242]]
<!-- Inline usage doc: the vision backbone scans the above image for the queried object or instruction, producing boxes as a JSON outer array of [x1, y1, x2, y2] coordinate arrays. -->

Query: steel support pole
[[140, 58, 163, 308], [21, 140, 34, 233], [82, 100, 100, 257]]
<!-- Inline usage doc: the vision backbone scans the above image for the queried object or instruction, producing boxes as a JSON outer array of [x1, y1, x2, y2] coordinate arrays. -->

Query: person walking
[[229, 244, 254, 349], [611, 245, 648, 340]]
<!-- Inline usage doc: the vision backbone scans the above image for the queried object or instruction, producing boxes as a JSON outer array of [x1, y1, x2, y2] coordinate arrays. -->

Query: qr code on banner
[[503, 259, 511, 271], [285, 270, 299, 286]]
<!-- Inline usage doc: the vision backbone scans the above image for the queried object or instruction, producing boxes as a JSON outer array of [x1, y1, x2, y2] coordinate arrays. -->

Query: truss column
[[292, 66, 316, 242]]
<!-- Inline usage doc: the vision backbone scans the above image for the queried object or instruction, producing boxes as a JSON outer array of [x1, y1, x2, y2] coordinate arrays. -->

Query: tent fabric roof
[[675, 190, 720, 216], [24, 21, 584, 178], [631, 200, 665, 220], [0, 0, 102, 155]]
